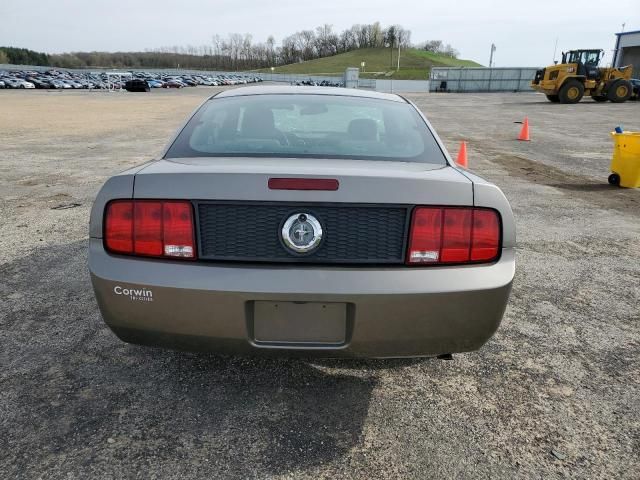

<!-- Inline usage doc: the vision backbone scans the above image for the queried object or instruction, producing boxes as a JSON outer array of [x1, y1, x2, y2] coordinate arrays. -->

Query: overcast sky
[[1, 0, 638, 67]]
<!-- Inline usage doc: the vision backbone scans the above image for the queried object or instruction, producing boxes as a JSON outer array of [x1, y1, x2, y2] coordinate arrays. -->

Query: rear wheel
[[607, 79, 632, 103], [592, 95, 608, 102], [546, 94, 560, 102], [558, 79, 584, 104], [608, 173, 620, 186]]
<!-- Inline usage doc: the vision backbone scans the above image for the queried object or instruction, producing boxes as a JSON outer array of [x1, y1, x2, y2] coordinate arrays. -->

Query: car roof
[[213, 85, 407, 103]]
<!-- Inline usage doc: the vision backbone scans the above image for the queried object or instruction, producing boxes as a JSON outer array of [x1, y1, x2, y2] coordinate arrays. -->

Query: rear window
[[164, 94, 446, 164]]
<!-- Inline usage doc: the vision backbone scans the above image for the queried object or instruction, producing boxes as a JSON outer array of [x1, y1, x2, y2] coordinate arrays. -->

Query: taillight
[[407, 207, 500, 265], [104, 200, 196, 259], [133, 202, 163, 256], [268, 178, 339, 191], [104, 201, 133, 254]]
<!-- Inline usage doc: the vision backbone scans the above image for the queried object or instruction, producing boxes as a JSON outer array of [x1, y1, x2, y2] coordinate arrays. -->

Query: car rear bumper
[[89, 238, 515, 358]]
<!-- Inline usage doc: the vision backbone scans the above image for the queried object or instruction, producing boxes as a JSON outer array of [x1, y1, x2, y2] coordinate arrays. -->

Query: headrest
[[241, 107, 275, 136], [348, 118, 378, 141]]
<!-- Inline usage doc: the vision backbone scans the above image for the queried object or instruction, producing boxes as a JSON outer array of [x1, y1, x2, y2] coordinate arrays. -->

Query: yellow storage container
[[609, 131, 640, 188]]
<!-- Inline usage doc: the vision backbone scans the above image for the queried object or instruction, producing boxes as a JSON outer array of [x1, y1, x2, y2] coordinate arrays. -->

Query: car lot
[[0, 68, 264, 89], [0, 87, 638, 479]]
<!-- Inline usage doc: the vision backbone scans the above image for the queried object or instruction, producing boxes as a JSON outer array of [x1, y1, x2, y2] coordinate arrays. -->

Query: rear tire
[[558, 79, 584, 104], [546, 94, 560, 102], [592, 95, 608, 102], [608, 173, 620, 186], [607, 79, 632, 103]]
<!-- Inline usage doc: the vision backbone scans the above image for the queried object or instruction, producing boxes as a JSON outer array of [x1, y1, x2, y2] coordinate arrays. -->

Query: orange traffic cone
[[518, 117, 531, 141], [456, 141, 468, 168]]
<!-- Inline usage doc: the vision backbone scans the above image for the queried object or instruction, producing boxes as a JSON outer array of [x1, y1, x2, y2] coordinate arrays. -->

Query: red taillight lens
[[105, 201, 133, 254], [441, 209, 472, 263], [470, 209, 500, 261], [407, 207, 500, 265], [104, 200, 196, 259], [134, 202, 163, 256], [407, 208, 442, 263], [162, 201, 196, 258]]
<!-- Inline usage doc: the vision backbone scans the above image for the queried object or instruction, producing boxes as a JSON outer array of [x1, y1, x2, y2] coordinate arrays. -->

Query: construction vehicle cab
[[531, 49, 633, 104]]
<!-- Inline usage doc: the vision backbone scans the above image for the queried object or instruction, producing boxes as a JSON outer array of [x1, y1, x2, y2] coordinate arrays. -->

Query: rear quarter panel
[[456, 169, 516, 249], [89, 163, 152, 238]]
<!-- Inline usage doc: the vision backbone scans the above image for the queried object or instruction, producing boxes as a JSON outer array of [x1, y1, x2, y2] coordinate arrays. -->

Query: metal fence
[[429, 67, 538, 92], [375, 79, 430, 93]]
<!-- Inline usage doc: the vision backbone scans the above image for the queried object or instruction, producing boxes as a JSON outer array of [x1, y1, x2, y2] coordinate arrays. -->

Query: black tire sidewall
[[608, 173, 620, 186], [607, 80, 632, 103], [559, 79, 584, 104]]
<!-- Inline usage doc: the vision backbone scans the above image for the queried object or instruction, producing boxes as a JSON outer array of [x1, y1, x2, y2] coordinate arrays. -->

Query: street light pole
[[489, 44, 496, 68]]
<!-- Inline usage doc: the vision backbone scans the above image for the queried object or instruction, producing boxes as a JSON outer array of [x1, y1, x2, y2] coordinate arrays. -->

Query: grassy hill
[[260, 47, 481, 79]]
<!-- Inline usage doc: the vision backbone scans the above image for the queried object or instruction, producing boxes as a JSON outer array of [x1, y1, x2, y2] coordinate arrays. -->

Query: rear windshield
[[164, 94, 447, 164]]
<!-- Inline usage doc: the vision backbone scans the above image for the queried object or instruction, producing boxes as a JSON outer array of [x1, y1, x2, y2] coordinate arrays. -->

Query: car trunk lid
[[133, 157, 472, 205]]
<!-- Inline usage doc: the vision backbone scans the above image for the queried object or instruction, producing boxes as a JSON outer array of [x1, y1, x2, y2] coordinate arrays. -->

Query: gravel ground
[[0, 88, 638, 479]]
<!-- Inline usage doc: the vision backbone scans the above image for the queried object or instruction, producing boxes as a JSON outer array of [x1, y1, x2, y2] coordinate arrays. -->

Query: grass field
[[260, 47, 481, 79]]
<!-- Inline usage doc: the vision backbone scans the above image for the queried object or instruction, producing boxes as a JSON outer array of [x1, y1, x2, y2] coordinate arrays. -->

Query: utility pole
[[552, 37, 559, 63], [397, 40, 401, 71], [390, 43, 393, 69], [489, 43, 496, 68]]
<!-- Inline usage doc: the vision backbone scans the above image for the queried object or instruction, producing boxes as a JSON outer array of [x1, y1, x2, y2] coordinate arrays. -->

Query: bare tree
[[266, 35, 276, 66], [41, 22, 458, 71]]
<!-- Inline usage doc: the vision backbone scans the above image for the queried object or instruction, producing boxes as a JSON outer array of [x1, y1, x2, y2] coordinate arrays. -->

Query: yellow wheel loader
[[531, 49, 633, 104]]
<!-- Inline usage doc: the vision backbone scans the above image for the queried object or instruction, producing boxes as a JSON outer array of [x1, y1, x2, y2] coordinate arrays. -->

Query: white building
[[613, 30, 640, 76]]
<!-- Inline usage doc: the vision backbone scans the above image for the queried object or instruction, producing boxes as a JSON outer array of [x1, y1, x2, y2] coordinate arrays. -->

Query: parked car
[[27, 77, 54, 88], [162, 80, 183, 88], [3, 78, 34, 88], [89, 86, 516, 358], [124, 79, 150, 92], [50, 79, 71, 89]]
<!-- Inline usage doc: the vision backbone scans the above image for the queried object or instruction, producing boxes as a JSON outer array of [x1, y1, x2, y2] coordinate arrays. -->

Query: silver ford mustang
[[89, 86, 515, 358]]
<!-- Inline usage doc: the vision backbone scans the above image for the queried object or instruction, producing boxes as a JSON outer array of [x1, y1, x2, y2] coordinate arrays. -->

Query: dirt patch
[[482, 150, 639, 215]]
